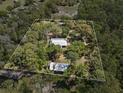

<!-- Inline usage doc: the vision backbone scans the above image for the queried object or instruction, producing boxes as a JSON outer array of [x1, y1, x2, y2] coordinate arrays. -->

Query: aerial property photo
[[5, 20, 105, 81], [0, 0, 122, 92]]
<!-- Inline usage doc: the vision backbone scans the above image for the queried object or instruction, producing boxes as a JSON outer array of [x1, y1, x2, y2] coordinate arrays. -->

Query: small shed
[[50, 38, 68, 47]]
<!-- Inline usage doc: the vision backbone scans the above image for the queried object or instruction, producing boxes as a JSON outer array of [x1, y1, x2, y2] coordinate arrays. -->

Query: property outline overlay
[[6, 20, 105, 81]]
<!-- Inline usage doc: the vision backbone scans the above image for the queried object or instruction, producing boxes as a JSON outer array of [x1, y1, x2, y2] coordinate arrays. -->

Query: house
[[50, 38, 68, 47], [49, 62, 69, 72]]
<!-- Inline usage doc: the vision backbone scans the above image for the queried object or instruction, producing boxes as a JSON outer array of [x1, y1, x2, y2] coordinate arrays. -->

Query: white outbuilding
[[50, 38, 68, 47]]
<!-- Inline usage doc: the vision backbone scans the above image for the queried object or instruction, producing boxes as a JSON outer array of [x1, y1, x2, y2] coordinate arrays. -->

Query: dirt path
[[76, 56, 88, 66]]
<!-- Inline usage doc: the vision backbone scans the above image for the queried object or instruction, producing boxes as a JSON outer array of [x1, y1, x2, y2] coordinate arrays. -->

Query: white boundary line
[[91, 21, 106, 81]]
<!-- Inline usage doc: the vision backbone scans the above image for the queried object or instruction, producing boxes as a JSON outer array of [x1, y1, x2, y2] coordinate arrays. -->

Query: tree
[[65, 51, 79, 62], [47, 44, 62, 61], [14, 1, 21, 8], [56, 0, 79, 6], [6, 5, 13, 11], [67, 41, 85, 56], [17, 80, 31, 93], [44, 0, 58, 14], [25, 0, 34, 6], [24, 31, 39, 43], [0, 10, 7, 17], [61, 27, 70, 38]]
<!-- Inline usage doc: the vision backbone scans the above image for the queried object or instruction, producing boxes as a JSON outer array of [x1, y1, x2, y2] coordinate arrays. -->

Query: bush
[[66, 51, 79, 62]]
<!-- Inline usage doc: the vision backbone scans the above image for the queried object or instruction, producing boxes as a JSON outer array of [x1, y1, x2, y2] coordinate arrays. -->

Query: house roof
[[49, 62, 69, 72], [51, 38, 68, 46]]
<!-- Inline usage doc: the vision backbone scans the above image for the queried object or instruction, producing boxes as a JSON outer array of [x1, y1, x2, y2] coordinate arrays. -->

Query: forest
[[0, 0, 122, 93]]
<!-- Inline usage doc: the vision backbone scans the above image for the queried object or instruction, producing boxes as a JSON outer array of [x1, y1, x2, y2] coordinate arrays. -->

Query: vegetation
[[5, 20, 104, 80], [0, 0, 122, 93]]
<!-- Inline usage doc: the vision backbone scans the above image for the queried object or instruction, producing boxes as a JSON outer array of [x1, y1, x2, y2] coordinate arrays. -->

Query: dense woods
[[0, 0, 122, 93]]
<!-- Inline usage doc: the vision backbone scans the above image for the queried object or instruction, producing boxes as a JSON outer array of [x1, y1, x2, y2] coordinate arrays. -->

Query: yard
[[5, 20, 105, 80], [0, 0, 14, 11]]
